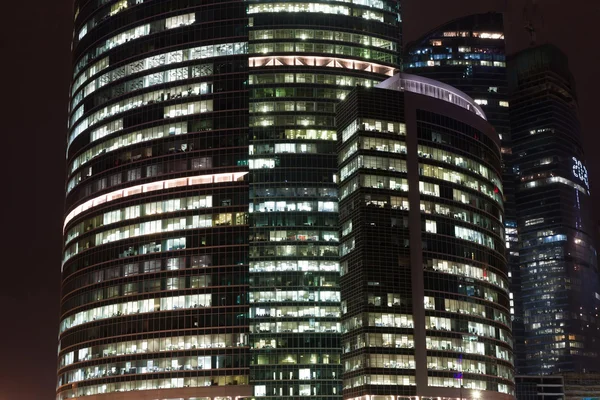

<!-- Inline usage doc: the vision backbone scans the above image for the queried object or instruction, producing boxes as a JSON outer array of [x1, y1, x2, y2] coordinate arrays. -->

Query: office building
[[59, 0, 401, 399], [246, 1, 400, 399], [508, 44, 600, 375], [337, 74, 514, 400], [59, 1, 251, 399], [403, 13, 526, 373]]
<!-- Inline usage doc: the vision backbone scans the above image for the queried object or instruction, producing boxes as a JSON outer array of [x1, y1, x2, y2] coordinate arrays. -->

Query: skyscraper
[[402, 12, 528, 374], [59, 1, 251, 399], [247, 2, 400, 398], [59, 1, 401, 399], [508, 44, 600, 375], [337, 74, 514, 400]]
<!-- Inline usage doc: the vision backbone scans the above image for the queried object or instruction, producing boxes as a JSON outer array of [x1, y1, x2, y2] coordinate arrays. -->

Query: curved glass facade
[[508, 45, 600, 374], [59, 1, 251, 399], [61, 1, 401, 400], [402, 13, 526, 374], [247, 2, 401, 399], [337, 76, 514, 400]]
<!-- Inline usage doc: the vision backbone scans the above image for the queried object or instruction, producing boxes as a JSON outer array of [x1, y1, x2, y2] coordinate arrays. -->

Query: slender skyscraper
[[508, 44, 600, 375], [337, 74, 514, 400], [59, 1, 401, 400]]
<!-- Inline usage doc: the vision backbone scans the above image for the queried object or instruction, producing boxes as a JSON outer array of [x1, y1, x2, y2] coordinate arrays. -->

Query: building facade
[[337, 74, 514, 400], [402, 13, 526, 374], [59, 1, 401, 400], [59, 1, 252, 399], [508, 44, 600, 375], [246, 2, 401, 399]]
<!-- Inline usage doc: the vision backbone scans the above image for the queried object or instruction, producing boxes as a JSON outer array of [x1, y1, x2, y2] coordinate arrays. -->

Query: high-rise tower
[[403, 12, 525, 373], [59, 1, 251, 399], [246, 2, 400, 399], [59, 1, 401, 400], [337, 75, 515, 400], [508, 44, 600, 375]]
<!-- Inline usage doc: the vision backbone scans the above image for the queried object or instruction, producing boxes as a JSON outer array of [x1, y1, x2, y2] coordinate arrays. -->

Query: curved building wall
[[59, 1, 251, 399], [402, 13, 526, 374], [246, 2, 401, 399], [337, 81, 514, 399]]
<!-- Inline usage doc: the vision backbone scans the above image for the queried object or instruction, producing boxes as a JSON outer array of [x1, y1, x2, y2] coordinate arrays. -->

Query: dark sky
[[0, 0, 597, 398]]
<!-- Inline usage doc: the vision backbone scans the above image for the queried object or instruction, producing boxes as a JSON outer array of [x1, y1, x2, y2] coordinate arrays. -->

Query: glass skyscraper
[[337, 74, 514, 400], [247, 2, 400, 399], [59, 1, 251, 399], [59, 1, 401, 400], [508, 44, 600, 375], [402, 13, 526, 373]]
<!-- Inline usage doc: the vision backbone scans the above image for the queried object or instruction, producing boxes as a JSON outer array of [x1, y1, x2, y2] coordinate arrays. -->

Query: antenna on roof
[[523, 0, 543, 45]]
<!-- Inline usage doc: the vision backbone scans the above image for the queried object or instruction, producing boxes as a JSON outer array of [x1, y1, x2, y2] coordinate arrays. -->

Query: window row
[[343, 374, 415, 389], [64, 171, 246, 230], [250, 101, 335, 114], [251, 321, 341, 335], [73, 40, 245, 98], [418, 144, 502, 192], [250, 28, 396, 50], [426, 336, 513, 362], [343, 333, 414, 353], [420, 200, 503, 238], [69, 80, 212, 147], [59, 352, 243, 386], [425, 316, 512, 345], [64, 213, 247, 262], [341, 118, 406, 143], [57, 375, 248, 400], [66, 195, 213, 243], [252, 186, 337, 199], [340, 155, 407, 182], [73, 11, 204, 79], [247, 3, 386, 22], [62, 254, 219, 295], [426, 356, 513, 380], [249, 244, 338, 258], [250, 114, 334, 128], [340, 175, 410, 200], [250, 290, 340, 304], [60, 293, 212, 334], [345, 354, 415, 372], [252, 353, 339, 366], [250, 260, 339, 273], [250, 200, 337, 213], [60, 332, 244, 368], [68, 121, 187, 175], [251, 305, 340, 320], [73, 56, 212, 112], [420, 164, 502, 206], [249, 72, 379, 87], [62, 273, 237, 311], [251, 86, 349, 101], [249, 42, 397, 63]]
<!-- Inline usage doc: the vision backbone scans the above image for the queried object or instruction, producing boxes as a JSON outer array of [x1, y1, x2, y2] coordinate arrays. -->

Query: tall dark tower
[[508, 44, 600, 375], [59, 1, 402, 400], [403, 12, 525, 373]]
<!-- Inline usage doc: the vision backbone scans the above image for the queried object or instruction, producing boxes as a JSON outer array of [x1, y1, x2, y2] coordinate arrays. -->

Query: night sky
[[0, 1, 597, 398]]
